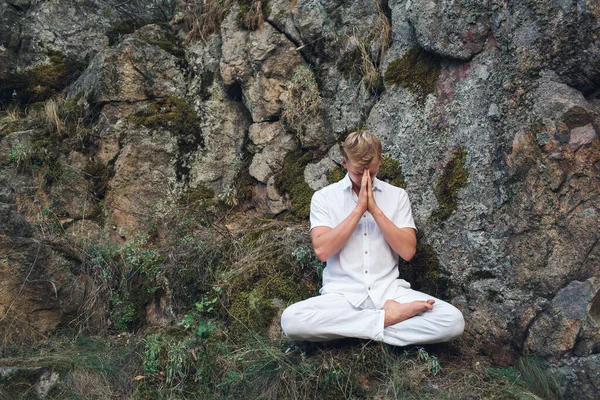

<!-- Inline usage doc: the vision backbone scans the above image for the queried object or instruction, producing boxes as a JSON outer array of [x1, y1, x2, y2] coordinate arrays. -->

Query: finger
[[427, 299, 435, 305], [361, 170, 368, 188]]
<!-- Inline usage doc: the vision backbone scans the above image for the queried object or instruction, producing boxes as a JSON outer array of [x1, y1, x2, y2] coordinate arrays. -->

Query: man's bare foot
[[382, 299, 435, 327]]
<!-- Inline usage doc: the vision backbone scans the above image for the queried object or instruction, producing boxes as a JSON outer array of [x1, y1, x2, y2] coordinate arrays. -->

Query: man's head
[[341, 130, 382, 189]]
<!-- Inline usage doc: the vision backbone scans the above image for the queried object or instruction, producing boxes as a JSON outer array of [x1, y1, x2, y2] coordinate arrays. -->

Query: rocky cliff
[[1, 0, 599, 398]]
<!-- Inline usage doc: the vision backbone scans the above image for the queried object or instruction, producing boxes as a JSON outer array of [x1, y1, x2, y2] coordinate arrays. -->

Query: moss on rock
[[130, 96, 204, 182], [384, 46, 441, 105], [0, 51, 86, 107], [377, 155, 406, 188], [327, 165, 345, 184], [431, 147, 468, 221], [399, 238, 450, 300], [274, 148, 326, 220]]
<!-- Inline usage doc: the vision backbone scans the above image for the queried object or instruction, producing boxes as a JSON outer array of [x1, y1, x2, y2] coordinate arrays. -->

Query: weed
[[517, 356, 562, 400], [281, 65, 322, 134], [358, 41, 383, 95], [8, 145, 29, 170]]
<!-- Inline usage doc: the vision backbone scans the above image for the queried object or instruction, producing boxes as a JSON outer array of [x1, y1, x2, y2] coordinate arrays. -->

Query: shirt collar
[[341, 174, 383, 191]]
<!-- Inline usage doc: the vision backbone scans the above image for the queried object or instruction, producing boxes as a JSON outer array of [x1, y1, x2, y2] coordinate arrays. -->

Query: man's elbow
[[315, 248, 329, 262], [401, 247, 417, 262]]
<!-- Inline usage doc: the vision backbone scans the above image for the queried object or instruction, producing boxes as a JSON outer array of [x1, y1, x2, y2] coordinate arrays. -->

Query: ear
[[341, 157, 348, 170]]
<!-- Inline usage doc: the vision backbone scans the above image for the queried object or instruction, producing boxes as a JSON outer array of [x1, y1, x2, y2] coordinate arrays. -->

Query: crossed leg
[[281, 287, 464, 346]]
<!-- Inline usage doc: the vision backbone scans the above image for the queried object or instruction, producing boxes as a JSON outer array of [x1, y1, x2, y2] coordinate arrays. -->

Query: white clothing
[[310, 174, 416, 309], [281, 283, 465, 346], [281, 173, 464, 345]]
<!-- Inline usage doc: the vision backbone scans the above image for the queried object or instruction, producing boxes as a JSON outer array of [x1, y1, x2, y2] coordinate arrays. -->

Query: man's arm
[[311, 171, 369, 262], [366, 170, 417, 261], [311, 211, 362, 262]]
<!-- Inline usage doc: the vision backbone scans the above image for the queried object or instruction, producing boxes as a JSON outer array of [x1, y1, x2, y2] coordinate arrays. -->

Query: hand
[[356, 169, 369, 213], [365, 170, 380, 214]]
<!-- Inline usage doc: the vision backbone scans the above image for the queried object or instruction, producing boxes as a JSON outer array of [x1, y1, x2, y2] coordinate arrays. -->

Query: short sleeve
[[394, 190, 416, 230], [310, 190, 333, 230]]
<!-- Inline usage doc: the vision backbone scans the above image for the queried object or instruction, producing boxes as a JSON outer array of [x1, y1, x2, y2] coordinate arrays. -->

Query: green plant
[[8, 145, 28, 170], [516, 356, 562, 400], [417, 347, 442, 375]]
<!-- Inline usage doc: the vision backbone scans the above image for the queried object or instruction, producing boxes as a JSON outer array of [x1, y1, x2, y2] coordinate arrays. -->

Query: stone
[[569, 124, 597, 151], [68, 31, 186, 103], [524, 278, 600, 358], [247, 121, 295, 184], [407, 0, 490, 60]]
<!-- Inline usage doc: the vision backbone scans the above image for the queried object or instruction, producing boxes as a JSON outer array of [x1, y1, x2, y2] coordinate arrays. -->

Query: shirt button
[[364, 251, 368, 254], [363, 214, 367, 218], [364, 232, 367, 236], [368, 287, 371, 290], [365, 270, 368, 274]]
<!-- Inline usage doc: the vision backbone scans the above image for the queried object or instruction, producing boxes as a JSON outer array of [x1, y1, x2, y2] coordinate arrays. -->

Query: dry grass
[[6, 105, 21, 122], [358, 41, 383, 94], [184, 0, 233, 42], [239, 0, 265, 30], [44, 97, 64, 134], [281, 65, 322, 133], [374, 0, 392, 62]]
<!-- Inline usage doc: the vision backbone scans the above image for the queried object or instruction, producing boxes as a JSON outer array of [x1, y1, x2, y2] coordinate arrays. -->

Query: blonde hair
[[342, 130, 382, 169]]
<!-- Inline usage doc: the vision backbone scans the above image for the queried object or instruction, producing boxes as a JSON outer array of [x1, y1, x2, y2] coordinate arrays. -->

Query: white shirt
[[310, 174, 416, 309]]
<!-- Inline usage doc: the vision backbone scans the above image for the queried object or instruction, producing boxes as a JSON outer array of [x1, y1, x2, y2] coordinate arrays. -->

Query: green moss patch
[[130, 96, 204, 182], [274, 148, 326, 219], [384, 46, 441, 105], [327, 165, 345, 184], [0, 51, 87, 107], [432, 147, 468, 221], [377, 155, 406, 188], [399, 239, 450, 300]]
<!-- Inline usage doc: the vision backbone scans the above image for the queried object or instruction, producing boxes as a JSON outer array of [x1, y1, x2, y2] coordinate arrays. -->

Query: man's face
[[342, 155, 381, 190]]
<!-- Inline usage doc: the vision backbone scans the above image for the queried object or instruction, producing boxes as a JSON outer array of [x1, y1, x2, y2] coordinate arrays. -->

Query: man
[[281, 131, 464, 346]]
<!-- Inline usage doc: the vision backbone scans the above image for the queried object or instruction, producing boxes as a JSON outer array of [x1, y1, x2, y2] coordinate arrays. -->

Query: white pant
[[280, 286, 464, 346]]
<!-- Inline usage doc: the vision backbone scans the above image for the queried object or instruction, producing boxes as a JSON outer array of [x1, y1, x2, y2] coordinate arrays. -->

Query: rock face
[[1, 0, 600, 397]]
